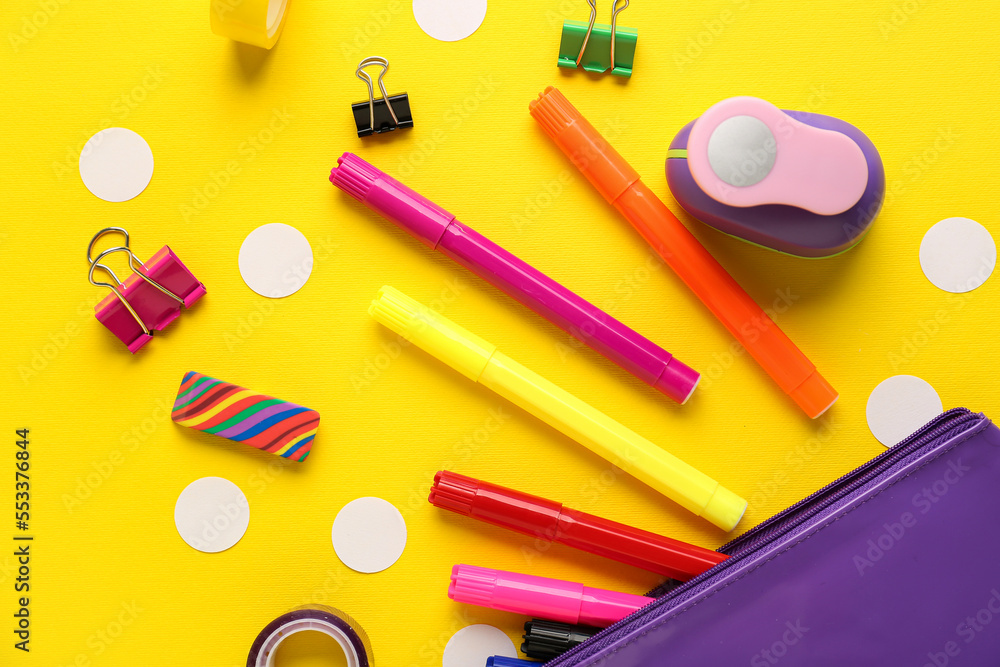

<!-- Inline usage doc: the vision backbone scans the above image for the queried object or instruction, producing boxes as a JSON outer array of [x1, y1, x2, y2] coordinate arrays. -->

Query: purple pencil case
[[548, 408, 1000, 666]]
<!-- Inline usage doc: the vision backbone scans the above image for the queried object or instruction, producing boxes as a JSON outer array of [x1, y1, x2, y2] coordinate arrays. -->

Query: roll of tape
[[247, 606, 373, 667], [211, 0, 290, 49]]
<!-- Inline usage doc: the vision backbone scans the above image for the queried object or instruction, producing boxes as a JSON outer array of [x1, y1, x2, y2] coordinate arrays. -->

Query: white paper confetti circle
[[413, 0, 488, 42], [866, 375, 944, 447], [332, 497, 407, 574], [238, 223, 314, 298], [174, 477, 250, 553], [919, 217, 996, 293], [443, 625, 517, 667], [79, 128, 154, 202]]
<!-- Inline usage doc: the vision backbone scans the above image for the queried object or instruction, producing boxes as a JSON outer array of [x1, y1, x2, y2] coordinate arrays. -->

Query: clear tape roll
[[246, 605, 373, 667], [211, 0, 290, 49]]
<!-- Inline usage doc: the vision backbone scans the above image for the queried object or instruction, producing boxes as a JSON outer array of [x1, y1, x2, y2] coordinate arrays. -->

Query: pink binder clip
[[87, 228, 206, 353]]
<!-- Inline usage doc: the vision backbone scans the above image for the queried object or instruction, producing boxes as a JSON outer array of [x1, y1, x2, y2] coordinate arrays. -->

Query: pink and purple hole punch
[[667, 96, 885, 258]]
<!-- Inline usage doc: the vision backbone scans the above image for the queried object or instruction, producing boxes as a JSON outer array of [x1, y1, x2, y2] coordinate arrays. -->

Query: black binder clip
[[351, 56, 413, 138]]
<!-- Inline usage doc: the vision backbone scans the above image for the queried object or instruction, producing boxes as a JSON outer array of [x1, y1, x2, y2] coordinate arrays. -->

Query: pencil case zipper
[[545, 407, 982, 666]]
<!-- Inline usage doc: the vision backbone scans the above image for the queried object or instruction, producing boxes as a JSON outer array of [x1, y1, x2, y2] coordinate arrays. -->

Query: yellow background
[[2, 1, 999, 665]]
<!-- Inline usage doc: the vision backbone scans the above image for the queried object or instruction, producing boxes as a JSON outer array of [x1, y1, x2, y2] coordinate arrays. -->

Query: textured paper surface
[[2, 1, 1000, 664]]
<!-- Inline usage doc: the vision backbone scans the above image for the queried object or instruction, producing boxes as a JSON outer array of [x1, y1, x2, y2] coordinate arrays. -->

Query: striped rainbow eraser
[[171, 371, 319, 462]]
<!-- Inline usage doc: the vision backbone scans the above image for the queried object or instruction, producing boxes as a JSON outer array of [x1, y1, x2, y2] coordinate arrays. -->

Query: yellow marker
[[369, 286, 747, 532]]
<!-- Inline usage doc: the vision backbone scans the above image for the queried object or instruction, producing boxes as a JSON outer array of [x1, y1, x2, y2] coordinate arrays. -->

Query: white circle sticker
[[443, 625, 517, 667], [79, 128, 154, 202], [413, 0, 488, 42], [866, 375, 944, 447], [919, 217, 996, 293], [174, 477, 250, 553], [332, 497, 407, 574], [238, 223, 314, 298]]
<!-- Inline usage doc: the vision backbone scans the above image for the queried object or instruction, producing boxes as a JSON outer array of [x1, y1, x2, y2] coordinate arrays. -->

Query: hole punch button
[[707, 115, 777, 187]]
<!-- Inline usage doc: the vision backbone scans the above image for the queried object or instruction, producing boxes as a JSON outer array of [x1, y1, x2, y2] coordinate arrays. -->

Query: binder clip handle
[[576, 0, 630, 68], [610, 0, 629, 69], [87, 227, 136, 286], [87, 227, 131, 267], [576, 0, 598, 67]]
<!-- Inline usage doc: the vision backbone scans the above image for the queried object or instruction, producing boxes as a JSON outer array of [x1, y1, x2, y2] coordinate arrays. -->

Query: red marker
[[430, 471, 726, 581]]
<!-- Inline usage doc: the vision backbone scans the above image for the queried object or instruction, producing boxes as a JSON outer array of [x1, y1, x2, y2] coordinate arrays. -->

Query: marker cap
[[430, 471, 728, 579], [368, 286, 495, 382], [450, 564, 653, 627], [701, 485, 748, 534], [450, 564, 586, 624], [486, 657, 539, 667], [521, 619, 597, 659], [789, 369, 839, 419], [658, 358, 701, 405], [529, 86, 639, 204], [331, 153, 456, 249]]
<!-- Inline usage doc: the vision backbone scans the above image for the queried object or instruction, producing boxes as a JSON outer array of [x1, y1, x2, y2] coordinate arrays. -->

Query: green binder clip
[[558, 0, 637, 78]]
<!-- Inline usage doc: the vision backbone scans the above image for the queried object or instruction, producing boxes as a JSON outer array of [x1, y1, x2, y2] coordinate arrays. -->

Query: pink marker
[[330, 153, 700, 405], [449, 564, 654, 627]]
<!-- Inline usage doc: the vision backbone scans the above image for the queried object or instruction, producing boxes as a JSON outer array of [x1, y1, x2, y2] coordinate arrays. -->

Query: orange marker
[[529, 86, 837, 418]]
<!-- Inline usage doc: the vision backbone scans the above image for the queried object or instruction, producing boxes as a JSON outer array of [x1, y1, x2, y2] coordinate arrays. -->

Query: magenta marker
[[330, 153, 700, 404], [449, 564, 654, 627]]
